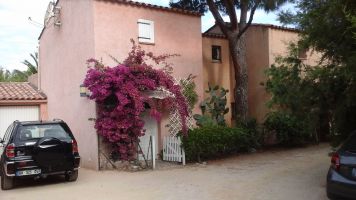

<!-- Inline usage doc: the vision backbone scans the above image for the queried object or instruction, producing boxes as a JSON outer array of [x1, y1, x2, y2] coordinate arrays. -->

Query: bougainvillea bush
[[84, 40, 189, 160]]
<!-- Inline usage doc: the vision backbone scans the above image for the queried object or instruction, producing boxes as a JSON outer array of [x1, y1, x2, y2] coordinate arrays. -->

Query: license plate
[[16, 169, 41, 176]]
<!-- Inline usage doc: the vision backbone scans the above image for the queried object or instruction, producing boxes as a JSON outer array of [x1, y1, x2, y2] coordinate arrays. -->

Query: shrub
[[193, 84, 229, 127], [181, 126, 259, 162], [263, 112, 311, 146], [180, 74, 198, 111]]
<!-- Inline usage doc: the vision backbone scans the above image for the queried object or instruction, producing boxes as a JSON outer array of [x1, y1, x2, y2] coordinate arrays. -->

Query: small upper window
[[138, 19, 154, 44], [298, 48, 308, 60], [212, 45, 222, 62]]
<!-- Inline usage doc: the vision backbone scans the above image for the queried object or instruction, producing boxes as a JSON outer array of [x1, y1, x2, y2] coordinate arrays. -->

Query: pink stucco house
[[38, 0, 320, 170], [38, 0, 204, 169]]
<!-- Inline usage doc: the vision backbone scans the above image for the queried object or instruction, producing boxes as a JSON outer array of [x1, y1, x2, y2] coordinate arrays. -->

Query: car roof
[[14, 120, 64, 126]]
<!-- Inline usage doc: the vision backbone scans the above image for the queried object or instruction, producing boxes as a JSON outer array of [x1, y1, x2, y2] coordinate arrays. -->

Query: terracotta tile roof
[[252, 23, 299, 32], [38, 0, 202, 40], [203, 23, 300, 38], [98, 0, 202, 17], [0, 82, 47, 101]]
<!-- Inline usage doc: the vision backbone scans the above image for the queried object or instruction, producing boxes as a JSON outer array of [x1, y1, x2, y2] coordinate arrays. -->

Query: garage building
[[0, 82, 47, 138]]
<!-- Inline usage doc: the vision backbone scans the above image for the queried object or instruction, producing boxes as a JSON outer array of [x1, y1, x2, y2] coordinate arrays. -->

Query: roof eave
[[0, 100, 47, 105], [101, 0, 203, 17], [203, 23, 300, 37]]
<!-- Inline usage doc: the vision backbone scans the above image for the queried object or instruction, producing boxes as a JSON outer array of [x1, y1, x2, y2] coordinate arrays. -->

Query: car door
[[339, 134, 356, 181], [0, 124, 14, 158]]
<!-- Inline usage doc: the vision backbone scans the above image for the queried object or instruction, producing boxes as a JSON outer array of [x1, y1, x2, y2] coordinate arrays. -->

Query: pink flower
[[83, 41, 189, 160]]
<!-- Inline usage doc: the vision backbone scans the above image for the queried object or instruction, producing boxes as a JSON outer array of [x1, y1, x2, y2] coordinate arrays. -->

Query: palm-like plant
[[22, 52, 38, 75], [0, 52, 40, 82]]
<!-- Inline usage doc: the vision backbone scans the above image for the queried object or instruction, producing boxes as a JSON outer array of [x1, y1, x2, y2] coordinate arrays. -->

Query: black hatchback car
[[0, 120, 80, 190], [327, 132, 356, 199]]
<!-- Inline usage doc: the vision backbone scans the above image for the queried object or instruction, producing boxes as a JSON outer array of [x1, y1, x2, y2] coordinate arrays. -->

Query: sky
[[0, 0, 288, 71]]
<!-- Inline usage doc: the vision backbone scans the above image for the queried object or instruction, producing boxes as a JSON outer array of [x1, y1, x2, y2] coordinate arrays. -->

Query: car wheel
[[1, 173, 14, 190], [65, 170, 78, 182]]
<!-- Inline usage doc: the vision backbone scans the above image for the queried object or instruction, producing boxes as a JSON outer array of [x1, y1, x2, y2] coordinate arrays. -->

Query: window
[[15, 124, 71, 142], [138, 19, 154, 44], [342, 133, 356, 153], [3, 124, 14, 144], [298, 48, 308, 60], [212, 45, 222, 62]]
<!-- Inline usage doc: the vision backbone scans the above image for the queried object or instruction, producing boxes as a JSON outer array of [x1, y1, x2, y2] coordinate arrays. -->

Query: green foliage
[[264, 111, 311, 146], [9, 70, 29, 82], [180, 74, 198, 111], [192, 114, 217, 127], [193, 84, 229, 127], [274, 0, 356, 145], [0, 67, 29, 82], [0, 51, 38, 83], [264, 44, 317, 144], [238, 117, 263, 145], [170, 0, 290, 14], [265, 43, 356, 145], [265, 45, 307, 113], [22, 52, 38, 74], [0, 68, 11, 82], [181, 126, 259, 162], [279, 0, 356, 64]]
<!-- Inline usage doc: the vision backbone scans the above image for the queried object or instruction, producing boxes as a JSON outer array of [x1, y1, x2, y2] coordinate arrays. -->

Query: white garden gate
[[162, 77, 197, 165], [163, 136, 185, 165]]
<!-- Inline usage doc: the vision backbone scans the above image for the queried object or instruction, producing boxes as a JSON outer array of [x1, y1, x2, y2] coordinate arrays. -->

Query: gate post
[[151, 135, 155, 169]]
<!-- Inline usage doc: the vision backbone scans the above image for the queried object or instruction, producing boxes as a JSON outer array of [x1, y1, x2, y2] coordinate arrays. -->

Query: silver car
[[327, 132, 356, 199]]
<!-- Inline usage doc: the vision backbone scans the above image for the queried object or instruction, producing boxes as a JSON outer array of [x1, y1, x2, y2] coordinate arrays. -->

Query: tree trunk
[[229, 34, 248, 123]]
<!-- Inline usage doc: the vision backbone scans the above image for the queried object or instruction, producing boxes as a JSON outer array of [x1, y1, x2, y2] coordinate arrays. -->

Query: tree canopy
[[0, 67, 29, 82], [279, 0, 356, 64], [0, 51, 39, 82], [265, 0, 356, 145], [170, 0, 289, 14]]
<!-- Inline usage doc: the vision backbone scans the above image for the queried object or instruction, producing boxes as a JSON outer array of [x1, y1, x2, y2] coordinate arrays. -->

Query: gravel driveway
[[1, 143, 331, 200]]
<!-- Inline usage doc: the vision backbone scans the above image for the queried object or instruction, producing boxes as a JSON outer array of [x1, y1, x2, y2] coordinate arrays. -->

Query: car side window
[[343, 133, 356, 152], [3, 124, 14, 144]]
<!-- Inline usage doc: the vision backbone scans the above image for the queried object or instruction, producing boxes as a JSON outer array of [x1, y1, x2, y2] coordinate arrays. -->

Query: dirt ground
[[0, 143, 331, 200]]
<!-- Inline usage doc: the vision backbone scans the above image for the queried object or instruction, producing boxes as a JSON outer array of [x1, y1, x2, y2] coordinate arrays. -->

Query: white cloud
[[0, 0, 52, 71], [0, 0, 284, 71]]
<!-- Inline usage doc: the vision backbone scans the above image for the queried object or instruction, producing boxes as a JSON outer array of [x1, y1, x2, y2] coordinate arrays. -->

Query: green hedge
[[263, 111, 311, 146], [181, 126, 260, 162]]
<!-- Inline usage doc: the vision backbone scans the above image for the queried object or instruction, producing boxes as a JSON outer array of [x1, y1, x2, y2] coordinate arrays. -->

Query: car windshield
[[343, 134, 356, 153], [16, 124, 71, 141]]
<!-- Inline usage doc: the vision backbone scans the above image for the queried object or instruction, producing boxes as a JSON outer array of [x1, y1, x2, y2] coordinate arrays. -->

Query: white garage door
[[0, 106, 39, 139]]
